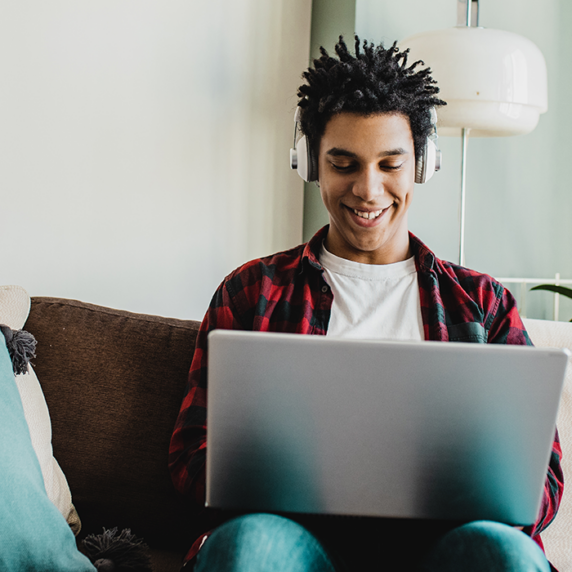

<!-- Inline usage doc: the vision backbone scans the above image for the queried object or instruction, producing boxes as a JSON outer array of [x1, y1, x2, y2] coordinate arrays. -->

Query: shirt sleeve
[[488, 285, 564, 541], [169, 279, 243, 505]]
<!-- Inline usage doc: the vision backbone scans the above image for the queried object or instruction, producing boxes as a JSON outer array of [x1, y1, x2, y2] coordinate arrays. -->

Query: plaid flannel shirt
[[169, 226, 563, 558]]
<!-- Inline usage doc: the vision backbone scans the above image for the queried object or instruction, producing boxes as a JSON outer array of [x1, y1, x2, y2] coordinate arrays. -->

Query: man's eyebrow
[[326, 147, 410, 158]]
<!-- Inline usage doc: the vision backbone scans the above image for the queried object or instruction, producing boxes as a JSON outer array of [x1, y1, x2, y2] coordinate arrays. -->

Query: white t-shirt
[[319, 244, 424, 341]]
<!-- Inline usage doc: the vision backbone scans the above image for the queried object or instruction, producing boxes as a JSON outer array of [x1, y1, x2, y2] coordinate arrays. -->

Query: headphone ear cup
[[295, 135, 318, 183], [423, 139, 437, 183], [415, 138, 437, 184], [415, 143, 427, 184], [295, 135, 310, 182]]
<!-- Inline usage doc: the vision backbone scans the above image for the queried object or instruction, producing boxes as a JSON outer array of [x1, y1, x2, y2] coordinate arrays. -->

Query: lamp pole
[[459, 127, 469, 267], [457, 0, 479, 267]]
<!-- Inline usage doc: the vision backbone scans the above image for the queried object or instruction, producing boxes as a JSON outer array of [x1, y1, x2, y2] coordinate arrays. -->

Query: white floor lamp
[[400, 0, 548, 266]]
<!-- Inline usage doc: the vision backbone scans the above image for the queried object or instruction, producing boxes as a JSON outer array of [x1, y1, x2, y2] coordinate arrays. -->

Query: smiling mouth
[[350, 206, 390, 220]]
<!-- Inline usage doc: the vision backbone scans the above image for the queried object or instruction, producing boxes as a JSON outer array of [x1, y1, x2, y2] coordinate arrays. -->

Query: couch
[[23, 296, 202, 572], [12, 296, 572, 571]]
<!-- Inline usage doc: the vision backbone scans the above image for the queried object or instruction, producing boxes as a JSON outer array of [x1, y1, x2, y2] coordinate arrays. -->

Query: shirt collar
[[302, 225, 329, 271], [408, 232, 437, 273]]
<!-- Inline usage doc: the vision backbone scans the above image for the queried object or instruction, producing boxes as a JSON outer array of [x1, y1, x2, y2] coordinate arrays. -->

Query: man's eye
[[381, 163, 403, 170], [331, 163, 354, 172]]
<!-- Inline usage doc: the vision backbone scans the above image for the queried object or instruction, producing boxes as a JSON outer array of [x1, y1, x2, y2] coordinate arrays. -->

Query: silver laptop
[[206, 330, 568, 525]]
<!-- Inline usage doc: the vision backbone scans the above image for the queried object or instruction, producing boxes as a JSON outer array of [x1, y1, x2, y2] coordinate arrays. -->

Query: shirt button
[[322, 285, 329, 293]]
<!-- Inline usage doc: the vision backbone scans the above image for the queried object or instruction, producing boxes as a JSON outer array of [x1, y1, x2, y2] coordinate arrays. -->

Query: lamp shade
[[399, 27, 548, 137]]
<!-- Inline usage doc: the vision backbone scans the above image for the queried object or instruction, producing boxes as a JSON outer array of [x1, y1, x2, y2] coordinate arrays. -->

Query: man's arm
[[488, 286, 564, 539], [169, 280, 243, 505]]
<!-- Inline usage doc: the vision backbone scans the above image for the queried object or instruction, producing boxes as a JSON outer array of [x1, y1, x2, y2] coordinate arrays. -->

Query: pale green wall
[[304, 0, 572, 319]]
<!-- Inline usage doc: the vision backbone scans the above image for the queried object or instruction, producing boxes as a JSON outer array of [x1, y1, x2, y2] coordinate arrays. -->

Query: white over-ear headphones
[[414, 107, 441, 184], [289, 107, 441, 184], [289, 107, 318, 183]]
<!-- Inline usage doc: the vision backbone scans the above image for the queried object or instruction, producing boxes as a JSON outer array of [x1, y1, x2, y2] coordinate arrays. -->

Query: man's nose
[[352, 167, 384, 202]]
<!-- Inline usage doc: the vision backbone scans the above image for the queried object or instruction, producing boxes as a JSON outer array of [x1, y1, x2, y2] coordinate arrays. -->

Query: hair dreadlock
[[297, 35, 446, 161]]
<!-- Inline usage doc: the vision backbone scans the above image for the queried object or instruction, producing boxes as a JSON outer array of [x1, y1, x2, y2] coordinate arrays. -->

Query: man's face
[[317, 112, 416, 265]]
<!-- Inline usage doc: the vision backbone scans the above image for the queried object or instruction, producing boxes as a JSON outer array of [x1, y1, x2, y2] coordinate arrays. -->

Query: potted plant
[[530, 284, 572, 322]]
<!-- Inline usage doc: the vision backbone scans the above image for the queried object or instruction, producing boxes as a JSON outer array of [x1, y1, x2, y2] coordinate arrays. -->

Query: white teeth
[[352, 208, 383, 220]]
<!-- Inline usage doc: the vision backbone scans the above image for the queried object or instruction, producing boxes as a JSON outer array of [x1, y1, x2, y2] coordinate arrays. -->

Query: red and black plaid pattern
[[169, 226, 563, 554]]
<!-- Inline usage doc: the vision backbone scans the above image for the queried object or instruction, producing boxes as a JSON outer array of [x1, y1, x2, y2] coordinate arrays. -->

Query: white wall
[[354, 0, 572, 319], [0, 0, 311, 319]]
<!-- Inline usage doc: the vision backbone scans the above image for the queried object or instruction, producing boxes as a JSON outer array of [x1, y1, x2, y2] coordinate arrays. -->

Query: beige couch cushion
[[522, 318, 572, 571]]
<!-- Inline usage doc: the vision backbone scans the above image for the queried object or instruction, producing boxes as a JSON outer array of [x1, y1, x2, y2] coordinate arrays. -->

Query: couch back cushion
[[25, 297, 201, 550]]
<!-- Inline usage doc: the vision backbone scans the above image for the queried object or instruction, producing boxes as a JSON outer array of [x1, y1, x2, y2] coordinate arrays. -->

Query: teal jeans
[[193, 513, 551, 572]]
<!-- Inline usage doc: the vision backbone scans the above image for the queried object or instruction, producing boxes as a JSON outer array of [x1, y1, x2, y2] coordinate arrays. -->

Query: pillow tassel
[[0, 324, 37, 376], [81, 528, 153, 572]]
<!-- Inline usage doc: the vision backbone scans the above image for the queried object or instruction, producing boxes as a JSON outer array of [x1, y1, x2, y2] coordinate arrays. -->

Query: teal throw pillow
[[0, 331, 95, 571]]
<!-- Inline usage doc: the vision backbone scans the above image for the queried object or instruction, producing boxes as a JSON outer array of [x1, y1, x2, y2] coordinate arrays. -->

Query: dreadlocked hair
[[297, 35, 446, 160]]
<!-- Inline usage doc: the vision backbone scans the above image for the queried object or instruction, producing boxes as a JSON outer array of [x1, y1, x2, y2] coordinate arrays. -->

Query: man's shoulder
[[412, 233, 504, 295], [223, 242, 309, 290], [430, 254, 506, 305], [437, 256, 502, 284]]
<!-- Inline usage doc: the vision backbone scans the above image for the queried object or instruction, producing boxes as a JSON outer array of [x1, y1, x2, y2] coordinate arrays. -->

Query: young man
[[169, 37, 563, 571]]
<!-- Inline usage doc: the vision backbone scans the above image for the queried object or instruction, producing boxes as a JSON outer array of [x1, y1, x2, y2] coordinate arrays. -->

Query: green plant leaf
[[530, 284, 572, 299]]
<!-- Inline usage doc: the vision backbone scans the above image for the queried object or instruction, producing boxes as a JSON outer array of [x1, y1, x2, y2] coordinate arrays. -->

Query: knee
[[209, 513, 305, 548], [195, 513, 335, 572], [423, 520, 550, 572]]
